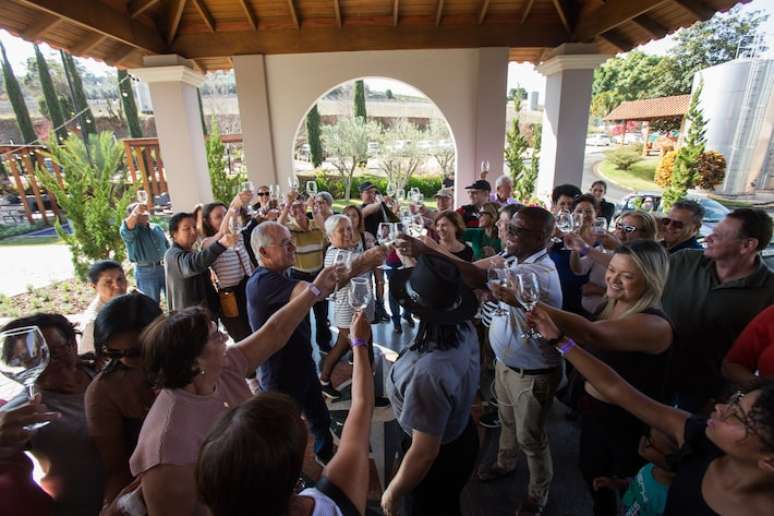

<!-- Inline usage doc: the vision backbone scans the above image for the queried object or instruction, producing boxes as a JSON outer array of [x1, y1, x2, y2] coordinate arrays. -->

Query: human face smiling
[[435, 216, 457, 243], [614, 214, 645, 243], [93, 268, 128, 305], [661, 207, 698, 247], [703, 217, 750, 261], [604, 253, 645, 303], [330, 218, 353, 248], [573, 201, 596, 228]]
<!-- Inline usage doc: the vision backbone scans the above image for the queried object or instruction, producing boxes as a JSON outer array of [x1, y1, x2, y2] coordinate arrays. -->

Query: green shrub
[[655, 150, 677, 188], [0, 221, 46, 240], [299, 171, 442, 201], [605, 148, 641, 171]]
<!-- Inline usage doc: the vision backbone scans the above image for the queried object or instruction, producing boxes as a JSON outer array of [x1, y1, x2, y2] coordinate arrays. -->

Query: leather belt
[[136, 261, 164, 267], [506, 365, 559, 376]]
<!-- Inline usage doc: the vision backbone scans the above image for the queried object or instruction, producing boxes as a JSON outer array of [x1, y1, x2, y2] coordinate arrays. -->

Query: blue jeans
[[135, 263, 165, 304], [385, 266, 412, 325]]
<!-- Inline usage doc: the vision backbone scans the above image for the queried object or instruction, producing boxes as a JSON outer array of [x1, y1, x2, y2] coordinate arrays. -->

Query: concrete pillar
[[129, 56, 213, 210], [465, 47, 508, 205], [535, 45, 608, 201], [233, 55, 278, 188]]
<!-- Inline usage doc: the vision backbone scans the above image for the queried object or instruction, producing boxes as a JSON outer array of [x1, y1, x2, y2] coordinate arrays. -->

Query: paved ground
[[0, 243, 74, 297], [581, 147, 630, 204]]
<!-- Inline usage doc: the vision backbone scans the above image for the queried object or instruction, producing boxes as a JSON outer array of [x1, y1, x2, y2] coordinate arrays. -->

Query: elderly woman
[[196, 311, 374, 516], [0, 313, 104, 515], [433, 210, 474, 262], [85, 292, 162, 507], [318, 214, 376, 400], [381, 254, 480, 516], [502, 240, 673, 516], [529, 311, 774, 516], [463, 202, 502, 260], [128, 267, 336, 516]]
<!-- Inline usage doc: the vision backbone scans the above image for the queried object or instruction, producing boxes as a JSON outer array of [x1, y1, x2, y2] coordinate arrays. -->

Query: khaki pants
[[494, 360, 561, 506]]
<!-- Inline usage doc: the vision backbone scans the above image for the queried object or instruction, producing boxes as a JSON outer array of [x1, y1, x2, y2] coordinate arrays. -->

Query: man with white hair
[[491, 175, 519, 207], [246, 221, 386, 465]]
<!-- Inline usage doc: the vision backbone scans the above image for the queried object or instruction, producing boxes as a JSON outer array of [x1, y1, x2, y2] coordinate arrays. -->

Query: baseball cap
[[435, 189, 453, 199], [465, 179, 491, 192], [358, 181, 378, 193]]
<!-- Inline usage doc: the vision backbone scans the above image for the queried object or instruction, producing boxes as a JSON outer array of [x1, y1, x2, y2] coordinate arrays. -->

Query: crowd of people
[[1, 174, 773, 516]]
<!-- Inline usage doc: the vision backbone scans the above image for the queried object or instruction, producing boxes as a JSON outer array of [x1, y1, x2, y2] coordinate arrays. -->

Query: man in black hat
[[360, 181, 395, 323], [381, 254, 481, 516], [456, 179, 491, 228]]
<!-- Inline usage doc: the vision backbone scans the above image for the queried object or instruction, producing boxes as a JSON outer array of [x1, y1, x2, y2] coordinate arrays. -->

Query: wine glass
[[269, 184, 281, 202], [411, 215, 425, 237], [377, 222, 393, 247], [572, 212, 585, 234], [481, 160, 490, 173], [305, 181, 318, 196], [401, 214, 413, 235], [386, 182, 396, 197], [396, 189, 406, 204], [555, 210, 573, 249], [592, 217, 608, 237], [328, 249, 352, 301], [487, 265, 508, 316], [288, 176, 300, 191], [0, 326, 51, 430], [348, 277, 372, 313], [241, 181, 256, 216], [136, 189, 148, 205], [516, 272, 542, 338]]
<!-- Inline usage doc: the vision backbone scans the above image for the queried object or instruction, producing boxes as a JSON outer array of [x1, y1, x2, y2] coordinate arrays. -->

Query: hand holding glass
[[516, 273, 542, 338], [136, 190, 148, 205], [0, 326, 51, 430], [348, 277, 372, 313]]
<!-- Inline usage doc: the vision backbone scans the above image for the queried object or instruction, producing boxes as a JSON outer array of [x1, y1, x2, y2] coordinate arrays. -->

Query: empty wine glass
[[592, 217, 608, 237], [241, 181, 256, 216], [136, 189, 148, 205], [377, 222, 394, 246], [269, 184, 281, 202], [0, 326, 51, 430], [572, 212, 585, 234], [386, 182, 396, 197], [348, 277, 372, 313], [305, 181, 318, 196], [328, 249, 352, 301], [556, 210, 573, 249], [411, 215, 425, 237], [396, 189, 406, 203], [288, 176, 300, 191], [481, 160, 490, 173], [516, 272, 542, 338], [487, 265, 509, 316]]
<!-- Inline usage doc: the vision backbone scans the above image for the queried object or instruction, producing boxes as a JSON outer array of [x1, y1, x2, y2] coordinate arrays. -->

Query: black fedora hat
[[389, 254, 479, 325]]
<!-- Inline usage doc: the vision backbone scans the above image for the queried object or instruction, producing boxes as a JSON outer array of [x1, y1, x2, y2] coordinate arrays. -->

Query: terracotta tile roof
[[604, 95, 691, 121]]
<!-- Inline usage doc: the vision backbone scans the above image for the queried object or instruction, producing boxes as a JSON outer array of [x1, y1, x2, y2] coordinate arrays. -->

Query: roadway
[[580, 146, 631, 204]]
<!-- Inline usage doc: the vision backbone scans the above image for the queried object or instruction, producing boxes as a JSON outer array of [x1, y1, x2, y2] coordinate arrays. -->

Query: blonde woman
[[498, 239, 672, 516]]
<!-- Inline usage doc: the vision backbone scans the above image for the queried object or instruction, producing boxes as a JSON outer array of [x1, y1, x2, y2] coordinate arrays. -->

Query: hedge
[[297, 171, 443, 201]]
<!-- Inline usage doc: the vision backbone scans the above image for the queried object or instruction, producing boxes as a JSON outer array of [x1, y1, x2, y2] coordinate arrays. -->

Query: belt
[[506, 364, 559, 376], [136, 261, 164, 267]]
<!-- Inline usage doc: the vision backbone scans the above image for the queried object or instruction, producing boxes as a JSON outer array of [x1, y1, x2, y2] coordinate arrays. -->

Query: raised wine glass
[[241, 181, 256, 216], [0, 326, 51, 430], [348, 277, 372, 313], [487, 265, 509, 316], [556, 210, 573, 249], [305, 181, 318, 197], [592, 217, 608, 237], [328, 249, 352, 301], [386, 182, 396, 197], [136, 189, 148, 205], [269, 184, 281, 202], [516, 272, 542, 338], [288, 176, 300, 191], [411, 215, 425, 237]]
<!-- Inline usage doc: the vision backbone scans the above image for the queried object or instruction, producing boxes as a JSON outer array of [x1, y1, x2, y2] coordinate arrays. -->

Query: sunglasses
[[100, 346, 141, 359], [659, 218, 685, 230], [257, 192, 270, 197], [615, 223, 639, 234]]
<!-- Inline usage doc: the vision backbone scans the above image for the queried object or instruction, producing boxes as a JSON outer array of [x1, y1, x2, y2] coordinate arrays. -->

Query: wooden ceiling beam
[[16, 0, 167, 53], [167, 0, 187, 43], [392, 0, 399, 27], [333, 0, 342, 28], [128, 0, 160, 18], [191, 0, 216, 32], [551, 0, 572, 33], [574, 0, 670, 42], [172, 22, 567, 57], [236, 0, 258, 30], [435, 0, 444, 28], [106, 46, 138, 67], [598, 30, 633, 53], [287, 0, 300, 30], [631, 14, 668, 39], [671, 0, 714, 21], [70, 33, 107, 55], [478, 0, 490, 24], [521, 0, 536, 24], [20, 14, 62, 40]]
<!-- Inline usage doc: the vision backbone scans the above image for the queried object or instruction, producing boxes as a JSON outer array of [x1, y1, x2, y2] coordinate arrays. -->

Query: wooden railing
[[0, 145, 63, 225]]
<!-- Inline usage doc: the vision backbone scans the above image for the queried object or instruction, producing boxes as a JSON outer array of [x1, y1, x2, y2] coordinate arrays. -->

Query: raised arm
[[528, 306, 689, 447], [565, 232, 612, 269], [321, 311, 374, 515], [235, 267, 337, 372], [397, 235, 486, 289], [123, 203, 147, 232], [174, 236, 233, 278], [362, 201, 382, 217]]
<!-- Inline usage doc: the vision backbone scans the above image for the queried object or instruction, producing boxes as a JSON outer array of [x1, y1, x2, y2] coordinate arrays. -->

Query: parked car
[[618, 192, 731, 240], [586, 134, 611, 146]]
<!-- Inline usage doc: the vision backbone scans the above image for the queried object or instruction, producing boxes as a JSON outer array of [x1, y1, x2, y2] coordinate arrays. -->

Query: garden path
[[0, 243, 74, 297]]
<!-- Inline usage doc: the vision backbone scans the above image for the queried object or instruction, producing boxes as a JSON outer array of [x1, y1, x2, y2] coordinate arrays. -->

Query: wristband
[[579, 244, 591, 257], [351, 337, 368, 348], [556, 338, 577, 355], [307, 284, 321, 300]]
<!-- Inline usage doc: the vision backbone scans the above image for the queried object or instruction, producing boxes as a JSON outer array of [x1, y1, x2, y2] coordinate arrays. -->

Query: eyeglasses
[[256, 192, 270, 197], [615, 223, 639, 234], [659, 218, 685, 230], [100, 346, 140, 359], [718, 391, 774, 450]]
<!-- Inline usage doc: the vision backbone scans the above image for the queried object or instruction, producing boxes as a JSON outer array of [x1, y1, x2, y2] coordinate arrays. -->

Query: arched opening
[[290, 76, 457, 204]]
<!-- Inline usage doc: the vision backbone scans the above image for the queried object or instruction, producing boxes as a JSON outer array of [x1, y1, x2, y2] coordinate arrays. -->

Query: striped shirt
[[288, 218, 327, 273], [480, 253, 518, 328], [211, 234, 254, 288], [324, 247, 375, 328]]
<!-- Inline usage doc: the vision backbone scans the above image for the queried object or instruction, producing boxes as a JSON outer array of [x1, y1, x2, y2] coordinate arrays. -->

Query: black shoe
[[320, 381, 342, 400], [479, 412, 501, 429], [393, 323, 403, 335], [374, 396, 391, 408], [403, 314, 415, 327]]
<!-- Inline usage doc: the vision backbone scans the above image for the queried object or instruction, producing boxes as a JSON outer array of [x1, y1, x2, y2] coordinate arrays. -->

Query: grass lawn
[[0, 235, 62, 246], [598, 157, 661, 192]]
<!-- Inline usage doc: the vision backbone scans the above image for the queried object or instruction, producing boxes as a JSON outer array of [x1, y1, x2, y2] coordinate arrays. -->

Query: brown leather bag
[[218, 289, 239, 318]]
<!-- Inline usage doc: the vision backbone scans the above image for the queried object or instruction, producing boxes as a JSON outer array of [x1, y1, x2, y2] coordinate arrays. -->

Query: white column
[[233, 55, 278, 187], [461, 47, 508, 206], [536, 45, 608, 200], [129, 56, 213, 210]]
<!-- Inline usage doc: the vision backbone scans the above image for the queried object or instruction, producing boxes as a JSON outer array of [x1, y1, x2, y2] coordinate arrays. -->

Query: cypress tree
[[306, 104, 323, 168], [354, 80, 367, 120], [61, 51, 96, 136], [117, 69, 143, 137], [1, 41, 36, 144], [35, 45, 67, 142]]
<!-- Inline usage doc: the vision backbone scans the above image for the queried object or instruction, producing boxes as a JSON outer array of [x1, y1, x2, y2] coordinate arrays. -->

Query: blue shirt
[[664, 236, 703, 254], [119, 221, 169, 264], [246, 267, 316, 391], [548, 242, 589, 316], [622, 463, 669, 516]]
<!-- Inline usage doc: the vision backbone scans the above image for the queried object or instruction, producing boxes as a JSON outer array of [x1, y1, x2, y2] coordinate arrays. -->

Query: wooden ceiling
[[0, 0, 748, 71]]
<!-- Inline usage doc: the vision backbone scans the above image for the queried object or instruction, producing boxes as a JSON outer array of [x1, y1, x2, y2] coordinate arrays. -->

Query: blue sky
[[1, 0, 773, 100]]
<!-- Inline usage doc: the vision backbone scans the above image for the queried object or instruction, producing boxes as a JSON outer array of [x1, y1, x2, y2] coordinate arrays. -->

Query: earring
[[199, 369, 206, 375]]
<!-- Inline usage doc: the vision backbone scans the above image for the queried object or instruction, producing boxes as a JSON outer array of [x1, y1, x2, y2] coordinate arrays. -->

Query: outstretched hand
[[351, 310, 371, 343], [395, 234, 429, 259], [525, 305, 561, 340], [312, 265, 338, 299]]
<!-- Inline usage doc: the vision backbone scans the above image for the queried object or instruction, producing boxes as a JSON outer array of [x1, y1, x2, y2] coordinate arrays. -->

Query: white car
[[586, 134, 611, 146]]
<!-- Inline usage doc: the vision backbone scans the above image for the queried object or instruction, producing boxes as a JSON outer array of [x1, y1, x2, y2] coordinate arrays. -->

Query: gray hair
[[495, 175, 513, 188], [324, 214, 350, 237], [251, 221, 284, 259], [315, 191, 334, 206]]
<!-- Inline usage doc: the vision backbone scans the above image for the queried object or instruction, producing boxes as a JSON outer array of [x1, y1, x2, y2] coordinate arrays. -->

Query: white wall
[[234, 48, 509, 206]]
